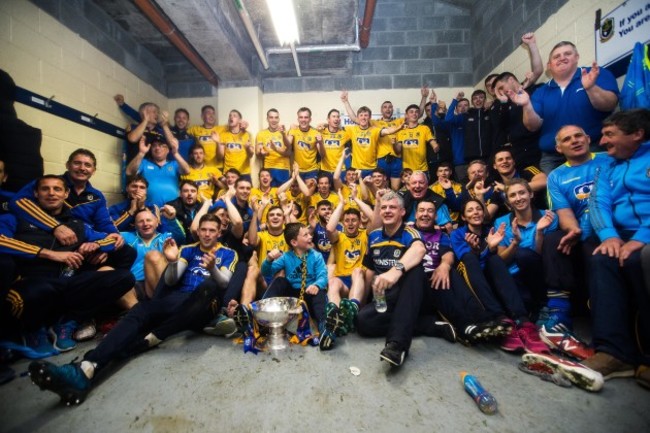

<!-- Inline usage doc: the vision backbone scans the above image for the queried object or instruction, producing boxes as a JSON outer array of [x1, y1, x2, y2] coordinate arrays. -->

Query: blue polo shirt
[[532, 67, 619, 153], [138, 159, 181, 207], [494, 209, 558, 265]]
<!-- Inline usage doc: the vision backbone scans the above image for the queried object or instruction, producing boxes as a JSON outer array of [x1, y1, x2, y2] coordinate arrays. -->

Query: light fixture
[[266, 0, 300, 46]]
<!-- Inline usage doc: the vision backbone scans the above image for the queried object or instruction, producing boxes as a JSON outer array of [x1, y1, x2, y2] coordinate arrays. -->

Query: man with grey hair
[[357, 190, 426, 367], [507, 41, 619, 174]]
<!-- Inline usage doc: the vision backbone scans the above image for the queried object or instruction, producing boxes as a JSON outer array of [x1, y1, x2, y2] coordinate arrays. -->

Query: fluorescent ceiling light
[[266, 0, 300, 46]]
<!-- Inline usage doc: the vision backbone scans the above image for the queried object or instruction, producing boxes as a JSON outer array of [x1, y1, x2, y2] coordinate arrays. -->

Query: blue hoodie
[[590, 141, 650, 244], [261, 248, 328, 290]]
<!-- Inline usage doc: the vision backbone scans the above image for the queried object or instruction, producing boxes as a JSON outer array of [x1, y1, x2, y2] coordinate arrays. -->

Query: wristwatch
[[394, 262, 405, 272]]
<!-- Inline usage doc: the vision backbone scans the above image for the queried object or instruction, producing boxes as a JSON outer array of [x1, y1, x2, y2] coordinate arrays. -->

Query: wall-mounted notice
[[596, 0, 650, 76]]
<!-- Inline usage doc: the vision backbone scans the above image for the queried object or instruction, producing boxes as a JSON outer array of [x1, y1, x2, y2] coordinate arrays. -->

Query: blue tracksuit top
[[261, 248, 328, 290], [590, 141, 650, 244]]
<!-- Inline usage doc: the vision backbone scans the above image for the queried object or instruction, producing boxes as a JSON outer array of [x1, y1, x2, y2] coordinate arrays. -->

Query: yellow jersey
[[257, 230, 288, 267], [289, 127, 319, 172], [396, 125, 434, 172], [256, 129, 290, 170], [250, 187, 279, 223], [181, 165, 222, 199], [340, 184, 360, 210], [187, 125, 227, 167], [332, 229, 368, 277], [310, 191, 340, 209], [286, 190, 310, 224], [347, 125, 381, 170], [320, 128, 350, 172], [371, 117, 404, 158], [220, 129, 252, 175]]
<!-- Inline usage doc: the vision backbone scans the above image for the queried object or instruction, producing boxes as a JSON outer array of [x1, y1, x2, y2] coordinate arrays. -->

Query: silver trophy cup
[[250, 297, 302, 351]]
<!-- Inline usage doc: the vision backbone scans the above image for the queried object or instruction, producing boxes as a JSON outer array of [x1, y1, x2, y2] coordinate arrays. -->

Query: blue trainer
[[0, 327, 60, 359], [49, 321, 78, 352], [29, 360, 91, 405]]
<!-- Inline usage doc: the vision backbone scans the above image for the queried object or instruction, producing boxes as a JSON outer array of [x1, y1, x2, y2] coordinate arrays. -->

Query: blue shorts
[[267, 168, 290, 187], [336, 275, 352, 289], [300, 170, 319, 181], [377, 155, 403, 178]]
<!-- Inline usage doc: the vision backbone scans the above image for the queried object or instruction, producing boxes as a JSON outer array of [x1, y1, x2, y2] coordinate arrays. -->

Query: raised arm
[[520, 33, 543, 87], [340, 91, 359, 124], [125, 136, 149, 176]]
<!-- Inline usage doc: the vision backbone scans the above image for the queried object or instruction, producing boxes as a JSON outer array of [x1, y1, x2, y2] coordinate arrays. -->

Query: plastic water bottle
[[373, 286, 387, 313], [460, 371, 498, 415], [60, 265, 75, 278]]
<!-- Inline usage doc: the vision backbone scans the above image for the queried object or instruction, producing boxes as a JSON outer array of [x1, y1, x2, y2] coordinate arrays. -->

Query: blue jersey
[[177, 242, 238, 293], [363, 224, 422, 274], [450, 225, 491, 268], [532, 67, 619, 152], [121, 231, 170, 281], [494, 210, 558, 274], [590, 141, 650, 244], [547, 153, 609, 240], [313, 222, 341, 263], [138, 159, 181, 207]]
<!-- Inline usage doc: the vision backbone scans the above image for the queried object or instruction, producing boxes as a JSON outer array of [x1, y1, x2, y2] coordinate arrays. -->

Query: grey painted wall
[[471, 0, 569, 83]]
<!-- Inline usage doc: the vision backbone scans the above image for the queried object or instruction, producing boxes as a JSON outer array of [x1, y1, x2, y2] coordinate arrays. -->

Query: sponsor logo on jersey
[[573, 181, 594, 201]]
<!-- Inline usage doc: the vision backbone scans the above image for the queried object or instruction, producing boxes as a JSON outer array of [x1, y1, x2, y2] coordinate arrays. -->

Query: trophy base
[[266, 327, 289, 351]]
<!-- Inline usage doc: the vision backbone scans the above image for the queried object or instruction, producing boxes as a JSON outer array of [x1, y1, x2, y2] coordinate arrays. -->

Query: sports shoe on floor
[[319, 303, 343, 351], [518, 322, 550, 354], [233, 304, 253, 335], [581, 352, 635, 380], [518, 359, 572, 388], [636, 365, 650, 389], [380, 341, 407, 367], [500, 325, 525, 352], [539, 325, 594, 361], [431, 321, 457, 343], [73, 320, 96, 342], [521, 353, 604, 392], [7, 327, 60, 359], [49, 321, 78, 352], [29, 360, 91, 406], [339, 298, 358, 335], [461, 321, 494, 343], [203, 314, 238, 337]]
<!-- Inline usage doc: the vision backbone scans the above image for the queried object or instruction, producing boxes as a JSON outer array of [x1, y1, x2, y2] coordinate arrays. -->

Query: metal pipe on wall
[[233, 0, 270, 69], [134, 0, 219, 87], [359, 0, 377, 49]]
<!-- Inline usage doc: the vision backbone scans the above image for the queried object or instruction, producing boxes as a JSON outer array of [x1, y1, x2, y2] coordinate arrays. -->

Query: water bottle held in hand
[[460, 371, 498, 415], [372, 277, 387, 313]]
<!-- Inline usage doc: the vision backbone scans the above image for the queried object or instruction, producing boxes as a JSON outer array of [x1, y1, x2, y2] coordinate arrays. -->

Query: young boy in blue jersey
[[28, 214, 237, 405], [235, 222, 332, 350]]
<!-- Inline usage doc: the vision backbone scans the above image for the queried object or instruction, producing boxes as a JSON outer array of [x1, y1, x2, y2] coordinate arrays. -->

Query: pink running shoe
[[518, 322, 551, 354], [500, 319, 524, 352]]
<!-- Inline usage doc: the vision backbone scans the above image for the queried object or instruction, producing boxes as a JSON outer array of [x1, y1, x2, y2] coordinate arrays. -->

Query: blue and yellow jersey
[[396, 124, 433, 172], [371, 117, 404, 158], [347, 125, 381, 170], [181, 165, 223, 199], [256, 129, 290, 170], [220, 130, 252, 175], [177, 242, 238, 293], [320, 128, 350, 172], [187, 125, 227, 167], [332, 229, 367, 277], [289, 127, 320, 172], [256, 230, 287, 267], [363, 224, 422, 274]]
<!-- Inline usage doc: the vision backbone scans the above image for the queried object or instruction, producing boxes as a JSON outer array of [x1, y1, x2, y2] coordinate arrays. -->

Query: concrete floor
[[1, 330, 649, 433]]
